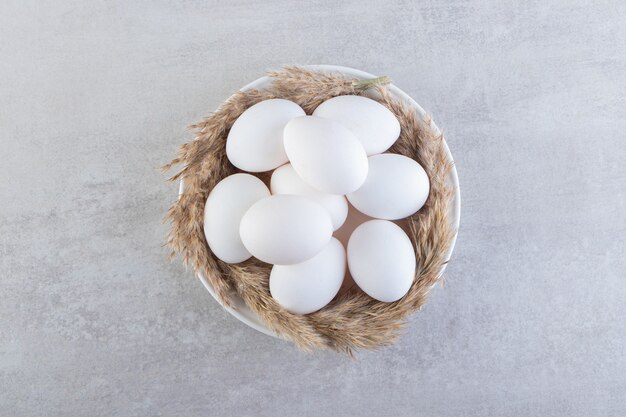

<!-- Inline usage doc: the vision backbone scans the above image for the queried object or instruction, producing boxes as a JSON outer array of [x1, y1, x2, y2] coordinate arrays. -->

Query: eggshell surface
[[347, 153, 430, 220], [203, 174, 270, 264], [271, 164, 348, 230], [226, 99, 305, 172], [283, 116, 368, 194], [313, 95, 400, 156], [239, 195, 333, 265], [347, 220, 416, 302], [270, 238, 346, 315]]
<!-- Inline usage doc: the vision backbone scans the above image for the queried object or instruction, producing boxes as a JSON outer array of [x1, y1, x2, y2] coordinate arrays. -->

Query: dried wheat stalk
[[164, 66, 455, 354]]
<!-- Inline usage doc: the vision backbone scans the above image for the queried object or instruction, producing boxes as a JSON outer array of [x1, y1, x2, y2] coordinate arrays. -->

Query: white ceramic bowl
[[179, 65, 461, 338]]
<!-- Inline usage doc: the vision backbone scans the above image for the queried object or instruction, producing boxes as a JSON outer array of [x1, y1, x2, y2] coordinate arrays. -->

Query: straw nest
[[164, 66, 456, 354]]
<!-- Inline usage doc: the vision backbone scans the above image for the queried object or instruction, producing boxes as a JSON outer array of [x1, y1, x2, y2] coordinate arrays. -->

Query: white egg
[[270, 238, 346, 315], [239, 195, 333, 265], [347, 154, 430, 220], [226, 99, 305, 172], [313, 95, 401, 156], [283, 115, 368, 194], [203, 174, 270, 264], [271, 164, 348, 231], [347, 220, 416, 302]]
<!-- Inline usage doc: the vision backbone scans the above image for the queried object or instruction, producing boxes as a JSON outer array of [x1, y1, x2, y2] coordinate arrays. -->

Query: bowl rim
[[179, 64, 461, 338]]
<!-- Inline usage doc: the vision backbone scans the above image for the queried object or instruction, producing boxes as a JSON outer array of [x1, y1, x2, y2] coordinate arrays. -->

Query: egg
[[347, 220, 416, 302], [269, 238, 346, 315], [347, 153, 430, 220], [283, 115, 368, 194], [313, 95, 401, 156], [203, 174, 270, 264], [239, 195, 333, 265], [226, 99, 305, 172], [271, 164, 348, 231]]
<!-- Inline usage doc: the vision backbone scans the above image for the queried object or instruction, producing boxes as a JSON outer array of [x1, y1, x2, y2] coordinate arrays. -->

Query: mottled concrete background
[[1, 1, 625, 416]]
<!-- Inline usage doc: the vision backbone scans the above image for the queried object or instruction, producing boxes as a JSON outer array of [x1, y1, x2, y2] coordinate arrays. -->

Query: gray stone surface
[[1, 1, 625, 416]]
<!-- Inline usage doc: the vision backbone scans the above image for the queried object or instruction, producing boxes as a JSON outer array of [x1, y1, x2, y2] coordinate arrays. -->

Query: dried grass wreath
[[164, 67, 456, 354]]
